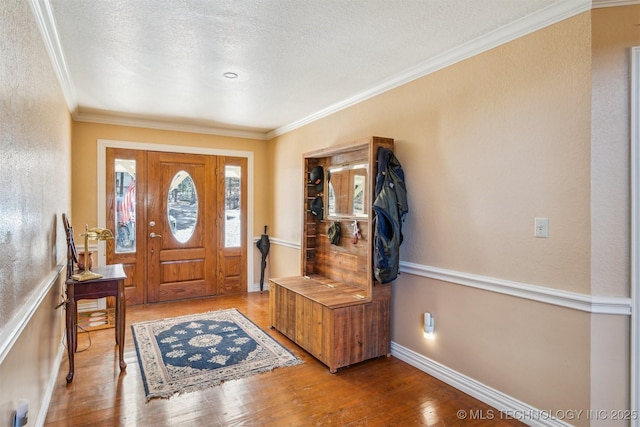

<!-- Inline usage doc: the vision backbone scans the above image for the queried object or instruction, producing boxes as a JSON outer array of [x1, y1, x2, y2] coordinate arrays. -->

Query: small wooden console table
[[65, 264, 127, 383]]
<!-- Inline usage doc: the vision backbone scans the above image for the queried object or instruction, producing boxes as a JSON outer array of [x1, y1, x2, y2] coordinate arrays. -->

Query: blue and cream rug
[[131, 308, 302, 400]]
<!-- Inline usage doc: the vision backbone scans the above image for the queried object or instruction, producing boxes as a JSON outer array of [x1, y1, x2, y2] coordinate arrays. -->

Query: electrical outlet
[[13, 399, 28, 427], [534, 217, 549, 238]]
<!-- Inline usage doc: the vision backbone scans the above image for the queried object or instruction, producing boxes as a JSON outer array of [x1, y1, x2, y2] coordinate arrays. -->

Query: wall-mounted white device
[[13, 399, 28, 427], [423, 312, 435, 339], [534, 217, 549, 238]]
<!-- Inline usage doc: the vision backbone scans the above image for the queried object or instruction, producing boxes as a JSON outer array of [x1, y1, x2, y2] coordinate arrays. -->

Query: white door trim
[[96, 139, 254, 295], [630, 46, 639, 427]]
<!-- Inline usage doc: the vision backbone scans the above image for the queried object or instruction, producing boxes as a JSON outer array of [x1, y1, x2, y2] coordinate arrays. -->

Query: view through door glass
[[225, 165, 241, 248], [217, 157, 247, 295], [106, 148, 147, 305], [115, 160, 136, 253], [167, 170, 198, 243]]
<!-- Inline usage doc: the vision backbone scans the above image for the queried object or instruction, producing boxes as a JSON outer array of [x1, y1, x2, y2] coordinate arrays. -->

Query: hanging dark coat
[[372, 147, 408, 284]]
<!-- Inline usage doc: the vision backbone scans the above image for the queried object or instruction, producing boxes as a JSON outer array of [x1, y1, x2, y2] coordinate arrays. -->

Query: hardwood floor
[[45, 292, 523, 426]]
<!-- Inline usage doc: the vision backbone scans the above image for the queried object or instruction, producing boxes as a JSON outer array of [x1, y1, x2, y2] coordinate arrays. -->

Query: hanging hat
[[328, 221, 341, 245], [310, 196, 323, 220], [309, 166, 324, 191]]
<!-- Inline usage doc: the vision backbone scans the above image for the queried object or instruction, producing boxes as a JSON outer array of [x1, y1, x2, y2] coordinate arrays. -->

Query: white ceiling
[[34, 0, 609, 140]]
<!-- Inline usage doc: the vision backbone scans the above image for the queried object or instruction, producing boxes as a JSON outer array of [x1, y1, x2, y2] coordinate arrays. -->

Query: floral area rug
[[131, 308, 302, 400]]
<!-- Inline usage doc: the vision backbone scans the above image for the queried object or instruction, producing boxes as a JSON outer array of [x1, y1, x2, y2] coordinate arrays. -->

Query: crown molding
[[269, 0, 592, 138], [75, 112, 269, 141], [31, 0, 268, 141], [36, 0, 626, 141], [29, 0, 78, 114]]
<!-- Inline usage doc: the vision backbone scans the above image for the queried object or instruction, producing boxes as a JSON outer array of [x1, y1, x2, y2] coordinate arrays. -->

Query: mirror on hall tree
[[327, 163, 368, 218]]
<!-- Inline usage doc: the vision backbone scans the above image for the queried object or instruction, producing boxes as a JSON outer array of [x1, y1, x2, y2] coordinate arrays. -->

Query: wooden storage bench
[[269, 275, 391, 373]]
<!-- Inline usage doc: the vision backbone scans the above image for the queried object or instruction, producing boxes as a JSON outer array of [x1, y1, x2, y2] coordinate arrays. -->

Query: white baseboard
[[248, 281, 270, 293], [35, 339, 65, 427], [77, 297, 107, 313], [391, 342, 572, 427]]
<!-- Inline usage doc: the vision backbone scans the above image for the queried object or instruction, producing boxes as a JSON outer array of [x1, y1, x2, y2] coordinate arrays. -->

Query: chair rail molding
[[268, 237, 631, 315], [400, 261, 631, 316], [264, 237, 299, 250], [0, 262, 65, 364]]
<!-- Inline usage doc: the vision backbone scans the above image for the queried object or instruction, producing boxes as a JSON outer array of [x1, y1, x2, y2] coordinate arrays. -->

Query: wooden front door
[[147, 151, 217, 302], [106, 148, 247, 305]]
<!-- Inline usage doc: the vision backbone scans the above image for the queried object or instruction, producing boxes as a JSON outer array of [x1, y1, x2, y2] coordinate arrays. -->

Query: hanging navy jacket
[[372, 147, 408, 284]]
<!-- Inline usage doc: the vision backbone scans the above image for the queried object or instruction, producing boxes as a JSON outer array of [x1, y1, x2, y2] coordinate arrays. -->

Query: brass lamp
[[71, 225, 114, 281]]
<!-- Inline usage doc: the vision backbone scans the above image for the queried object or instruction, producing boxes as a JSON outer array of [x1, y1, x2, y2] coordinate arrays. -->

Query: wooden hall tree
[[270, 136, 395, 373]]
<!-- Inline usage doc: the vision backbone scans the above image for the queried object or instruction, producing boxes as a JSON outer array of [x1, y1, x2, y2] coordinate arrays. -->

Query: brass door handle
[[150, 232, 162, 239]]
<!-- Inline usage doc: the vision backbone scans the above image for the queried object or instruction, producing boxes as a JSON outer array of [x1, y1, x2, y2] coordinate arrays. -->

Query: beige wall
[[271, 13, 592, 292], [0, 0, 71, 424], [268, 8, 637, 423], [393, 274, 591, 409]]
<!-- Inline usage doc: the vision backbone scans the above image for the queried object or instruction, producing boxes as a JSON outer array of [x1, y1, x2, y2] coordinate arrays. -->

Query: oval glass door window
[[167, 170, 198, 243]]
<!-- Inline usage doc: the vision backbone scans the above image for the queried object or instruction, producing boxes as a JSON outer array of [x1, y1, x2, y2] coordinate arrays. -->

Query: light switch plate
[[534, 217, 549, 238]]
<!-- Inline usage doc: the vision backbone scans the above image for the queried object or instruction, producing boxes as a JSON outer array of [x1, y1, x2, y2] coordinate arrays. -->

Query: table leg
[[65, 295, 76, 383], [115, 295, 120, 345], [117, 281, 127, 371]]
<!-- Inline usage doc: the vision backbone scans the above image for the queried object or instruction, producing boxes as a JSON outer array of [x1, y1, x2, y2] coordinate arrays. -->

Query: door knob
[[150, 232, 162, 238]]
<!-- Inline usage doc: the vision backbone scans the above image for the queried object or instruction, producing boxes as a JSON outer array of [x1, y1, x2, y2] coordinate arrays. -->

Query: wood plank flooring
[[45, 292, 524, 426]]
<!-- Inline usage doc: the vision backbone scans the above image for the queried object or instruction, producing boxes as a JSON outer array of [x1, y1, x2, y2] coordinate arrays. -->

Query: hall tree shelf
[[269, 136, 394, 373]]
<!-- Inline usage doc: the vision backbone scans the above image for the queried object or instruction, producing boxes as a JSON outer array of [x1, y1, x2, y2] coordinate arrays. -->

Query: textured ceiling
[[37, 0, 598, 139]]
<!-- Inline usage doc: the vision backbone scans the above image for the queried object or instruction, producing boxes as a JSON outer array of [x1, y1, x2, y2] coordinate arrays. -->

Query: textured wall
[[0, 0, 71, 423], [0, 0, 70, 338]]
